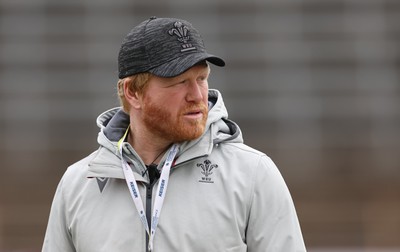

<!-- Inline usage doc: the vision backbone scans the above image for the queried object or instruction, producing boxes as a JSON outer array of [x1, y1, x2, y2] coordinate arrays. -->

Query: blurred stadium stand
[[0, 0, 399, 251]]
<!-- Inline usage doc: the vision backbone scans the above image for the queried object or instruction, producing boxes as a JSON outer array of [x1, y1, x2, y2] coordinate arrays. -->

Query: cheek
[[162, 98, 183, 116], [201, 90, 209, 105], [202, 88, 209, 99], [201, 82, 209, 96]]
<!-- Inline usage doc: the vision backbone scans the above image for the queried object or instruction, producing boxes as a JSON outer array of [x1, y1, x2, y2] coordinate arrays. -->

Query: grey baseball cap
[[118, 17, 225, 78]]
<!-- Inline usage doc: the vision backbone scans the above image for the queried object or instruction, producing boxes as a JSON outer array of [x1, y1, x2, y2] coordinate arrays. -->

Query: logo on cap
[[168, 21, 197, 52]]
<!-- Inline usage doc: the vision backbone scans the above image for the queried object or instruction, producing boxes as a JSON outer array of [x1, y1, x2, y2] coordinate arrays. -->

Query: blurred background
[[0, 0, 399, 251]]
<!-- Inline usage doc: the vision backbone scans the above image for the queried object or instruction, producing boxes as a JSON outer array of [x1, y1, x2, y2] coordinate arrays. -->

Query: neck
[[128, 125, 172, 165]]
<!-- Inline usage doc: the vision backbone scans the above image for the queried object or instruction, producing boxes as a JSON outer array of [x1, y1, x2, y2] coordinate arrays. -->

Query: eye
[[197, 75, 208, 83], [162, 79, 185, 88]]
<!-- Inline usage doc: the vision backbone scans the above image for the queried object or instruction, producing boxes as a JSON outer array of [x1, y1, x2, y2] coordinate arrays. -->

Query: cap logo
[[168, 21, 197, 52]]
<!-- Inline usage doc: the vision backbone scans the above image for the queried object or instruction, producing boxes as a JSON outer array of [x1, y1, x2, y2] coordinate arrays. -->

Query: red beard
[[141, 99, 208, 143]]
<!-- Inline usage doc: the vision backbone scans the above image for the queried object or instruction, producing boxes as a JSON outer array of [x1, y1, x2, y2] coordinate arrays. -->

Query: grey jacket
[[42, 89, 306, 252]]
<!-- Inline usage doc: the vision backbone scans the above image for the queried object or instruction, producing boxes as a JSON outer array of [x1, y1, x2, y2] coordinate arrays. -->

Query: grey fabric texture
[[118, 17, 225, 78]]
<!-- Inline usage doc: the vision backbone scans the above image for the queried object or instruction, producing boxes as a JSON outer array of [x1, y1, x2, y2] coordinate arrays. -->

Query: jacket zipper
[[143, 155, 207, 251]]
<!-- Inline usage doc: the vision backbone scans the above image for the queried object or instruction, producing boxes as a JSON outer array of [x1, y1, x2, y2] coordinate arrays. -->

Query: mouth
[[183, 109, 204, 119], [184, 110, 203, 117]]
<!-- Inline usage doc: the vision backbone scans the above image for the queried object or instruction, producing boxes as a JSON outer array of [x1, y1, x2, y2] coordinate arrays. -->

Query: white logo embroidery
[[168, 22, 197, 52]]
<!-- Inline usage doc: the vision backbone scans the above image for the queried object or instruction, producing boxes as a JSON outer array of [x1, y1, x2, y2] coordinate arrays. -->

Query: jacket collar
[[87, 89, 241, 179]]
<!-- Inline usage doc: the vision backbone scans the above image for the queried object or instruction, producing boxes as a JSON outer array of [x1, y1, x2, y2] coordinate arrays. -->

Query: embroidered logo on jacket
[[168, 21, 196, 52], [197, 159, 218, 183]]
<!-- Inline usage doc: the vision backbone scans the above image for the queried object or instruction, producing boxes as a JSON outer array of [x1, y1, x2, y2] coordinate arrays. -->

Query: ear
[[123, 78, 142, 110]]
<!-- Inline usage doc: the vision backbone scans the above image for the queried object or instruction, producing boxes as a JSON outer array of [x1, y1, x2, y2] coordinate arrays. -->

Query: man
[[42, 17, 306, 252]]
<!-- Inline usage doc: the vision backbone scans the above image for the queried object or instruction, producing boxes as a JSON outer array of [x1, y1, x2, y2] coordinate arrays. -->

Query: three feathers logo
[[168, 21, 197, 52]]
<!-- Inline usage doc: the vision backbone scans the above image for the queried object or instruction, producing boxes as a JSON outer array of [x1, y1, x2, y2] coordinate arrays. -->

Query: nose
[[185, 81, 204, 103]]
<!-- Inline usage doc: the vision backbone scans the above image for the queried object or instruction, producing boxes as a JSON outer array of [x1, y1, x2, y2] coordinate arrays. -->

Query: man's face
[[140, 63, 210, 143]]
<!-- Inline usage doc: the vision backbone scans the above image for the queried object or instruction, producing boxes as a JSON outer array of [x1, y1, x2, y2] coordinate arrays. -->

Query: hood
[[87, 89, 243, 178], [176, 89, 243, 162]]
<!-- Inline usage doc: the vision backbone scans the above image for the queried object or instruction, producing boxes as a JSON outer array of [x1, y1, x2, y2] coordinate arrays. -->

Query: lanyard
[[118, 128, 179, 251]]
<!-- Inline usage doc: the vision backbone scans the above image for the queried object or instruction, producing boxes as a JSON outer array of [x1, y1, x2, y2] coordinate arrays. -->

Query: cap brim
[[149, 53, 225, 78]]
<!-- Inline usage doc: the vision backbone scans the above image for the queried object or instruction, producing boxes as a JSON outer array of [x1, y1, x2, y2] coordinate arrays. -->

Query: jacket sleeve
[[42, 177, 76, 252], [246, 155, 306, 252]]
